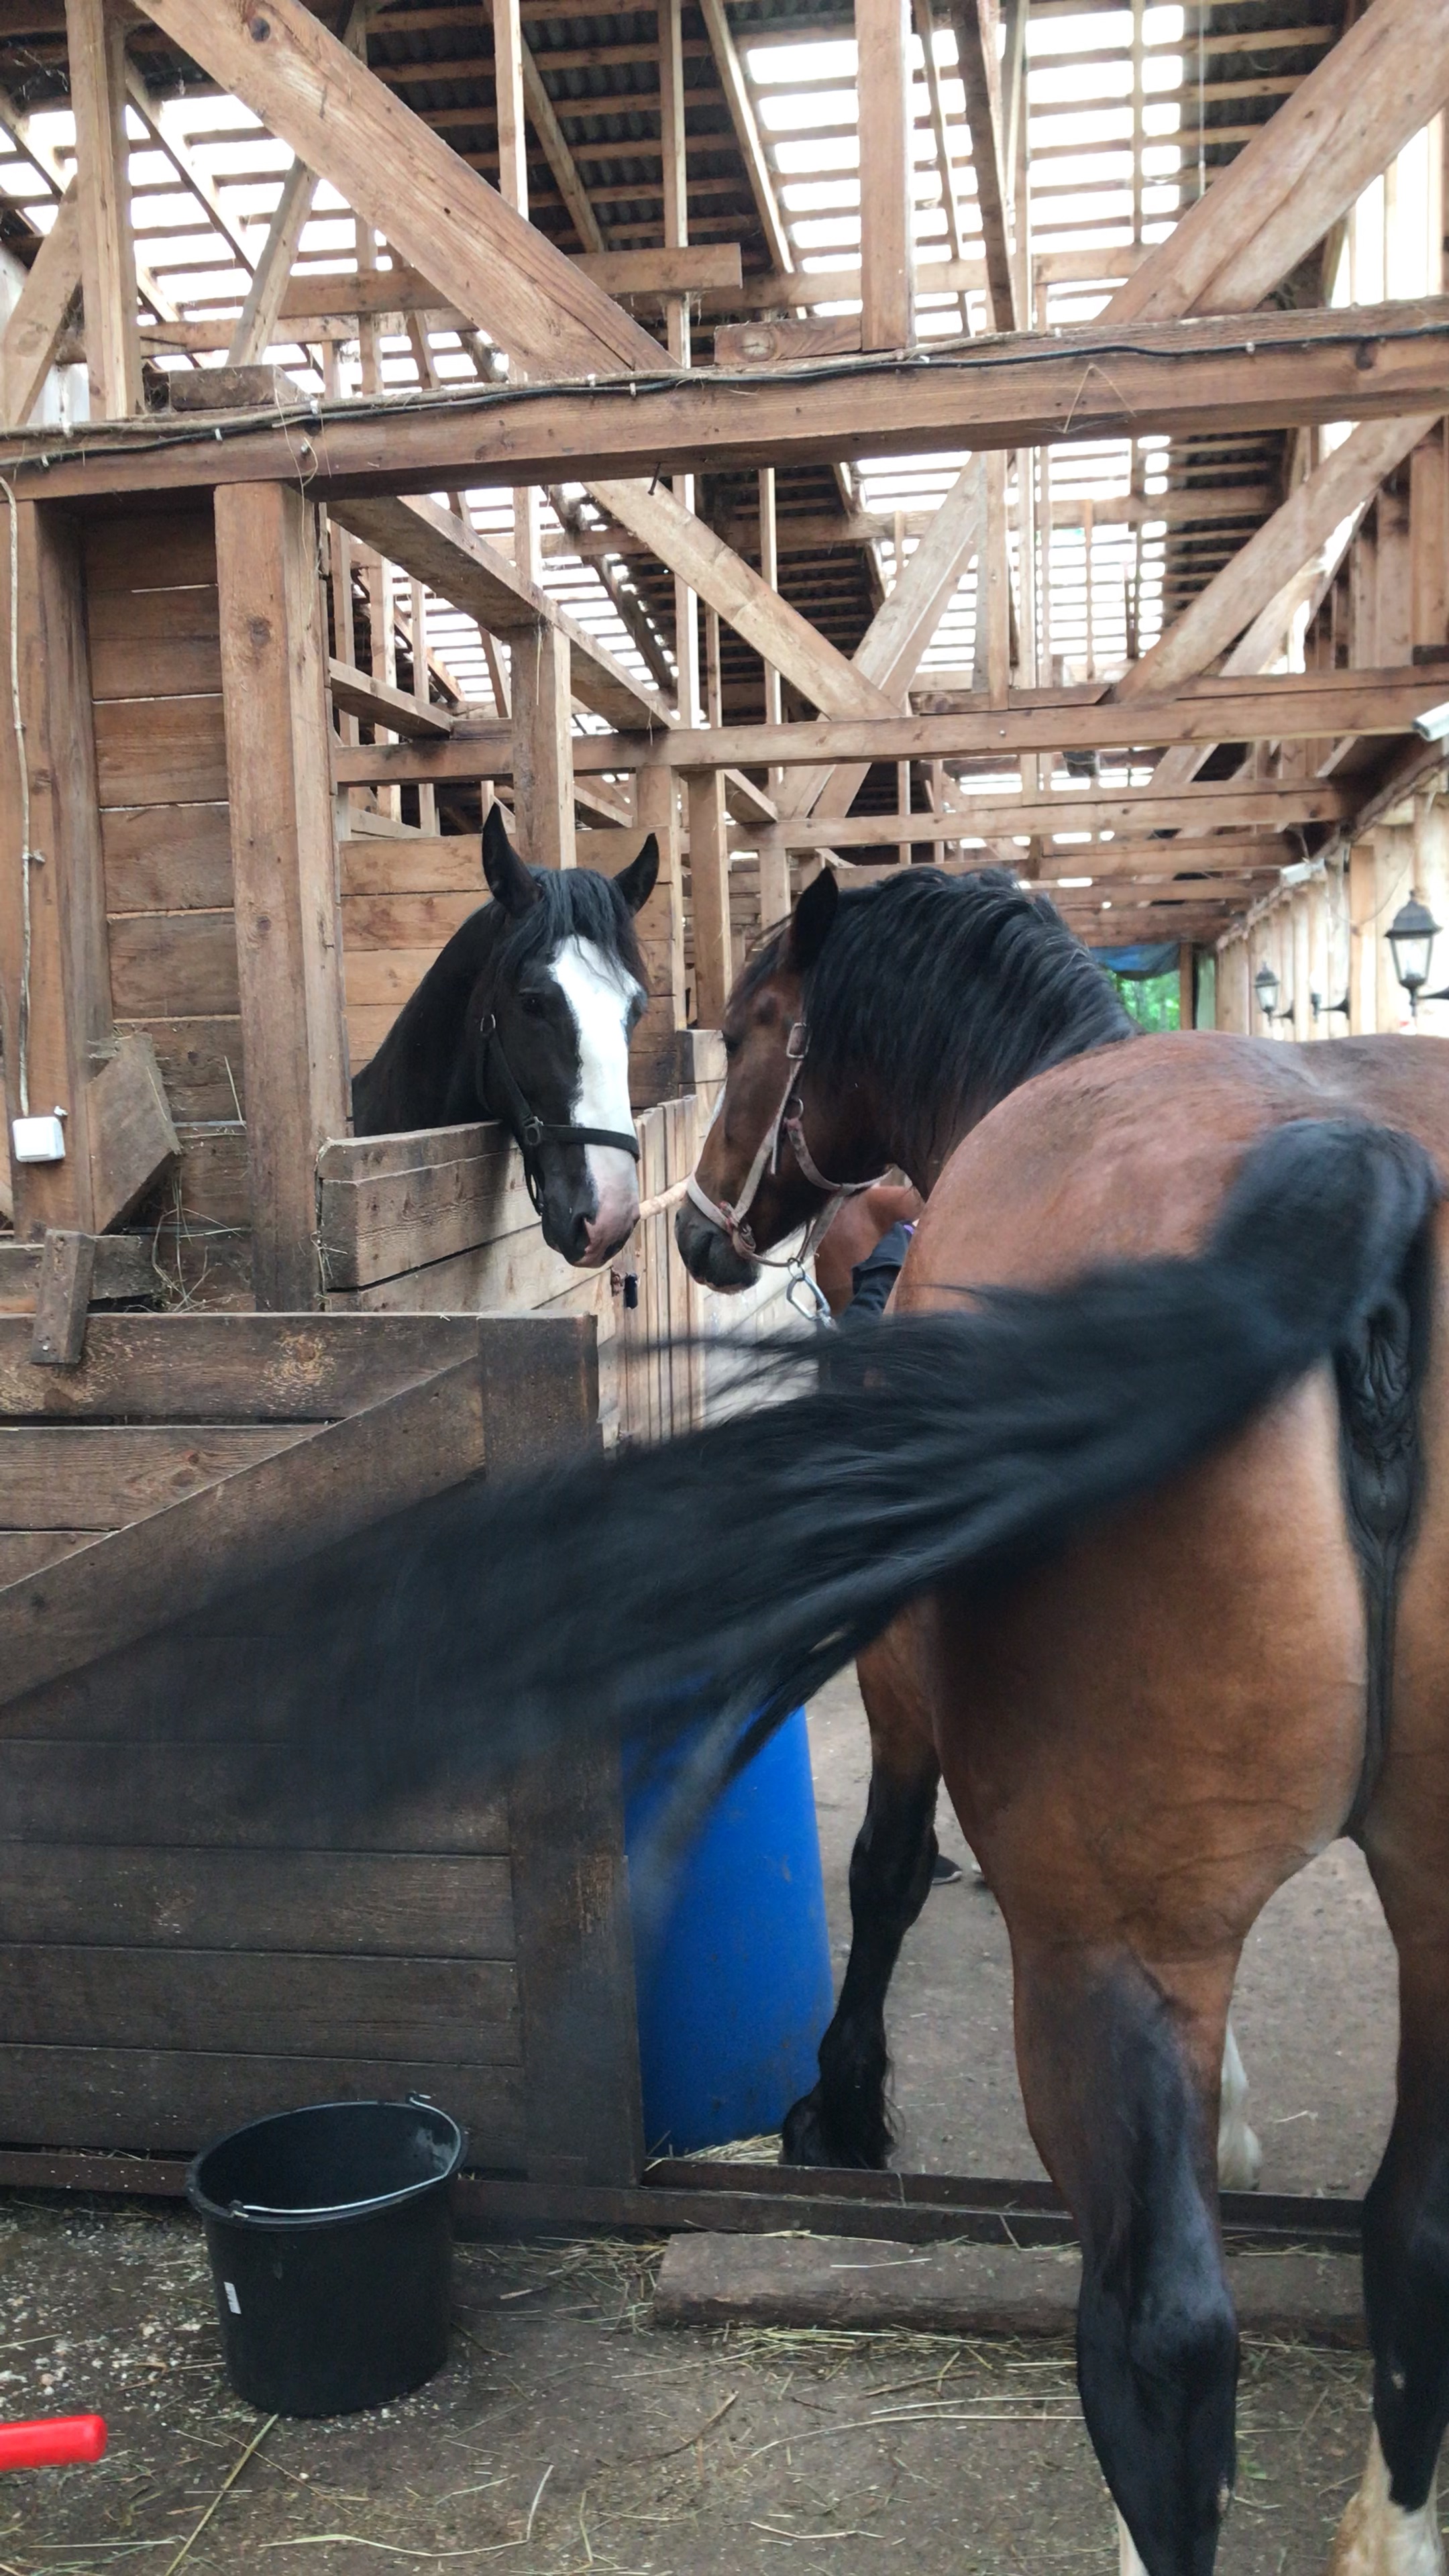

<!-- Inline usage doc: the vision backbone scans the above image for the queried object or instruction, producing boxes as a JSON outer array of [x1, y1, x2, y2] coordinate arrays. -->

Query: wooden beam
[[698, 0, 793, 278], [1109, 0, 1449, 324], [138, 0, 659, 379], [0, 503, 112, 1237], [586, 474, 903, 722], [0, 183, 79, 429], [753, 782, 1354, 846], [328, 657, 455, 738], [512, 623, 576, 867], [136, 0, 911, 737], [121, 62, 258, 280], [22, 297, 1449, 500], [519, 32, 606, 256], [0, 65, 178, 330], [779, 458, 987, 825], [688, 771, 732, 1025], [857, 0, 914, 351], [328, 666, 1447, 784], [329, 493, 666, 733], [1118, 413, 1440, 702], [66, 0, 142, 417], [951, 0, 1020, 331], [28, 1228, 96, 1366], [227, 158, 318, 366], [215, 482, 350, 1309]]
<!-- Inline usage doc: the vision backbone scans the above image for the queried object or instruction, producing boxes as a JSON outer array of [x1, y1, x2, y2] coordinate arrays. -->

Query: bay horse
[[352, 804, 657, 1267], [307, 863, 1447, 2573], [683, 877, 1263, 2196]]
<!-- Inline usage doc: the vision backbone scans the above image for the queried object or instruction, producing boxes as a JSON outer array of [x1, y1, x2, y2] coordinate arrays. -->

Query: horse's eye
[[722, 1031, 741, 1059], [519, 992, 547, 1018]]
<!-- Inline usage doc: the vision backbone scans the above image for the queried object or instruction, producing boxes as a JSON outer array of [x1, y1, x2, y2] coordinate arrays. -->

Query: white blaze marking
[[1218, 2017, 1263, 2192], [1329, 2430, 1444, 2576], [551, 934, 643, 1260]]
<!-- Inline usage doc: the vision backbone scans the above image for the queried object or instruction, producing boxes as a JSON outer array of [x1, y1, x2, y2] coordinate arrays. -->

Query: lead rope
[[684, 1020, 887, 1326]]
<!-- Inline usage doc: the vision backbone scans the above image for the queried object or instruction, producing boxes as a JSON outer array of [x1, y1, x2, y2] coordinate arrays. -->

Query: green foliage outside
[[1109, 971, 1181, 1032]]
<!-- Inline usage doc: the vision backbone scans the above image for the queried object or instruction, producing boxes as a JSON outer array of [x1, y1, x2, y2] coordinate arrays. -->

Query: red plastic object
[[0, 2415, 107, 2470]]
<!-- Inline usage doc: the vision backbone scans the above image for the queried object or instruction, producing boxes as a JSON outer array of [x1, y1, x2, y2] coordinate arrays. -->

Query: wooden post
[[985, 450, 1011, 706], [0, 502, 111, 1237], [410, 576, 438, 833], [66, 0, 142, 417], [759, 467, 784, 739], [660, 0, 700, 727], [215, 482, 350, 1311], [1348, 837, 1377, 1033], [857, 0, 914, 350], [490, 0, 540, 588], [757, 826, 791, 929], [631, 760, 686, 1104], [1177, 943, 1194, 1032], [688, 771, 732, 1028], [512, 622, 576, 869]]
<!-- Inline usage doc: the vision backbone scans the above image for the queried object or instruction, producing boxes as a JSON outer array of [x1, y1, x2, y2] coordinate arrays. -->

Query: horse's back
[[904, 1028, 1449, 1285]]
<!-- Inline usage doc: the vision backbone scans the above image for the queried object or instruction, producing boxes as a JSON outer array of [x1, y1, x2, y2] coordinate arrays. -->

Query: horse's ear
[[482, 803, 540, 917], [612, 834, 659, 915], [784, 866, 838, 975]]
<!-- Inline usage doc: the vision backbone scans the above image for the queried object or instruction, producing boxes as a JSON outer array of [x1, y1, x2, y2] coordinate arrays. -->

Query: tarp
[[1089, 941, 1180, 978]]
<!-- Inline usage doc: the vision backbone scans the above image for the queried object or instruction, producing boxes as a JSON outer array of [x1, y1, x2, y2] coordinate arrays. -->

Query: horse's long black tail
[[301, 1118, 1438, 1808]]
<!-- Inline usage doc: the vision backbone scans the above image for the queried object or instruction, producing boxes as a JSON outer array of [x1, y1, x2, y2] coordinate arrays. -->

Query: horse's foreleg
[[782, 1619, 938, 2169], [1217, 2019, 1262, 2192], [1014, 1941, 1239, 2576]]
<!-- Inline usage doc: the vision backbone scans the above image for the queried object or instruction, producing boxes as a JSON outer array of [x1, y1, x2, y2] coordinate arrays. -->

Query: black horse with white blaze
[[352, 806, 659, 1268]]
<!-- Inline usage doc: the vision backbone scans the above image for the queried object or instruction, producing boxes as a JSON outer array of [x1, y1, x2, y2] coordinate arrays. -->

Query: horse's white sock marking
[[1328, 2430, 1445, 2576], [1116, 2510, 1150, 2575], [551, 934, 644, 1261], [1218, 2015, 1263, 2192]]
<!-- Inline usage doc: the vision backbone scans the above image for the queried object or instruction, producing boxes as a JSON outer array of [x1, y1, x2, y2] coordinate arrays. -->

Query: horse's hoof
[[1326, 2434, 1444, 2575], [780, 2091, 888, 2170]]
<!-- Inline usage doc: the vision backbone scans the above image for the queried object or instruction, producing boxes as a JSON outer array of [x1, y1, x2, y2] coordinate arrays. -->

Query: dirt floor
[[0, 2196, 1393, 2576], [4, 1671, 1419, 2573]]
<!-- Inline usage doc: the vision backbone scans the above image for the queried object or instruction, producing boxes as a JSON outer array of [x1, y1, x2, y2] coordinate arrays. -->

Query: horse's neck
[[876, 1030, 1126, 1198]]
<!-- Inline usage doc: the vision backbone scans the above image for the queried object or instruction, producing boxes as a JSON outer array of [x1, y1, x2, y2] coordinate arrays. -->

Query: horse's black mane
[[494, 862, 645, 987], [742, 867, 1134, 1155]]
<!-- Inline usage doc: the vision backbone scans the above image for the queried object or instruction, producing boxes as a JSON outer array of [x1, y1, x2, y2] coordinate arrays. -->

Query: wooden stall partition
[[0, 1309, 640, 2188], [89, 502, 250, 1302]]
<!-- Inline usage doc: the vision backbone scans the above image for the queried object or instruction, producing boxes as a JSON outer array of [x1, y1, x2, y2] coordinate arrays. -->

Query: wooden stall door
[[0, 1314, 642, 2188]]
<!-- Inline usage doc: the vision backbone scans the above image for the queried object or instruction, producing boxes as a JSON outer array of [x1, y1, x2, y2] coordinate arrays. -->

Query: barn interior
[[0, 1, 1444, 2559]]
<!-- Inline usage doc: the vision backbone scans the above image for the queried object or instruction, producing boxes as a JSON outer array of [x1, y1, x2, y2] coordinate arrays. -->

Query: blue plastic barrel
[[624, 1709, 835, 2156]]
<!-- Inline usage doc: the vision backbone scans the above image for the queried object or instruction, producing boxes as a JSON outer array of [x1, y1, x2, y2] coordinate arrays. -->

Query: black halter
[[480, 1013, 641, 1215]]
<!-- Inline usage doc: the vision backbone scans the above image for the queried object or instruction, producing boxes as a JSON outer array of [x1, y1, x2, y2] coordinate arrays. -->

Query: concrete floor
[[805, 1668, 1401, 2196]]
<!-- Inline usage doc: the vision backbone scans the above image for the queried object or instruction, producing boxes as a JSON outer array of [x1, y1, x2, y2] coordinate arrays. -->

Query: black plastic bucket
[[186, 2098, 466, 2418]]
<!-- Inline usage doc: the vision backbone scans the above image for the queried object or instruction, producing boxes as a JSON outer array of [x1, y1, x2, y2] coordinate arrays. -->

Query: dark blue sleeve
[[847, 1222, 914, 1318]]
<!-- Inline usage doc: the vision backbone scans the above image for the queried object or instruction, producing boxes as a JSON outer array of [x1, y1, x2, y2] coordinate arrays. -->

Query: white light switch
[[11, 1114, 66, 1163]]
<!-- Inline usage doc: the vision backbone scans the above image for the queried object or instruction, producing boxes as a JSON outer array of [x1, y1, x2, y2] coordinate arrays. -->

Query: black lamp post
[[1387, 894, 1442, 1016]]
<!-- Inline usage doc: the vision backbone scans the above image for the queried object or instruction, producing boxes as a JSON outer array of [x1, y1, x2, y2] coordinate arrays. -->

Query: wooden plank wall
[[0, 1311, 630, 2174], [89, 508, 252, 1304], [341, 830, 485, 1074]]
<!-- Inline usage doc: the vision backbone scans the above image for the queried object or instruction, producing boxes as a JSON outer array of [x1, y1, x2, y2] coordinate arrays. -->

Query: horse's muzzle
[[674, 1195, 759, 1291]]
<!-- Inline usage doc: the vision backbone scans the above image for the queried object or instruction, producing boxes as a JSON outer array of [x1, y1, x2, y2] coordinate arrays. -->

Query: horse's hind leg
[[1324, 1931, 1449, 2576], [1014, 1941, 1239, 2576], [782, 1614, 939, 2168], [1218, 2018, 1262, 2193]]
